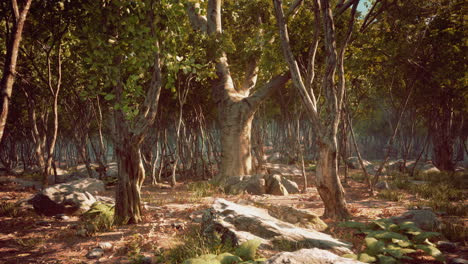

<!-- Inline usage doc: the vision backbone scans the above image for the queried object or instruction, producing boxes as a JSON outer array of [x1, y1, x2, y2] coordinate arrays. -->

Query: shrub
[[377, 190, 404, 202], [80, 202, 114, 235], [340, 218, 444, 263], [0, 201, 21, 217], [187, 181, 222, 198]]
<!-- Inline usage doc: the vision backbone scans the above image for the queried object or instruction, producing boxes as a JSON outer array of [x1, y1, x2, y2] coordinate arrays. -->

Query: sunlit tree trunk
[[0, 0, 32, 142]]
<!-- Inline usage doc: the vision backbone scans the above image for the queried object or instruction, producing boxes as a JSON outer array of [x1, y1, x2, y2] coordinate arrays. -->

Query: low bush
[[0, 201, 21, 217], [340, 218, 444, 263], [80, 202, 114, 236]]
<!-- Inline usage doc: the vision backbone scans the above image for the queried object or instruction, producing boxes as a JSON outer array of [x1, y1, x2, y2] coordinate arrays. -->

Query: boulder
[[391, 209, 441, 231], [86, 247, 104, 259], [265, 248, 364, 264], [419, 163, 440, 174], [265, 205, 327, 231], [265, 174, 288, 195], [29, 186, 96, 216], [281, 177, 300, 194], [66, 178, 105, 194], [386, 159, 405, 171], [375, 181, 390, 190], [225, 174, 299, 196], [346, 157, 371, 169], [202, 199, 353, 255]]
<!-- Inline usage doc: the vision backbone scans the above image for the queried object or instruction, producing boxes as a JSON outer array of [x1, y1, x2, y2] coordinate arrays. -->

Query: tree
[[273, 0, 362, 219], [0, 0, 32, 142], [187, 0, 290, 185]]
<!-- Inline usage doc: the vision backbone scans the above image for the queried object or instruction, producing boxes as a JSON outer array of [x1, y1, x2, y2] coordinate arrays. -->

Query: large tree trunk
[[0, 0, 32, 142], [215, 104, 254, 184], [316, 139, 349, 219], [114, 138, 144, 224]]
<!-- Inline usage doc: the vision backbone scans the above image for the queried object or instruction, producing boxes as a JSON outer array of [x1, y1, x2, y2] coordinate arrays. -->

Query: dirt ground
[[0, 169, 466, 264]]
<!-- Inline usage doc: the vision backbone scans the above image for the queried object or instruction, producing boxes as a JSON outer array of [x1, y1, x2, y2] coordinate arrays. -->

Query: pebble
[[98, 242, 113, 251], [437, 241, 457, 253], [54, 214, 70, 220], [450, 258, 468, 264], [86, 248, 104, 259]]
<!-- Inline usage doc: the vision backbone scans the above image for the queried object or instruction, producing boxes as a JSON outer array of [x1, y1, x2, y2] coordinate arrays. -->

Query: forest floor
[[0, 167, 466, 264]]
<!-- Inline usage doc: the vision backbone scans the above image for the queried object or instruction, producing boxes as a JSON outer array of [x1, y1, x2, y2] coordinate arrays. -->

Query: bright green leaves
[[339, 218, 444, 263]]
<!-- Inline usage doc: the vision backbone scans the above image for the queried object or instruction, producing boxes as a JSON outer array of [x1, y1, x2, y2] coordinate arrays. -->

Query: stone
[[98, 242, 113, 251], [267, 152, 282, 163], [225, 175, 266, 195], [203, 199, 353, 255], [65, 178, 105, 194], [386, 159, 405, 171], [265, 174, 288, 196], [436, 241, 457, 253], [346, 157, 372, 169], [375, 181, 390, 190], [1, 196, 13, 200], [28, 184, 97, 216], [86, 247, 104, 259], [54, 214, 70, 220], [281, 177, 300, 194], [450, 258, 468, 264], [391, 209, 441, 231], [265, 248, 365, 264], [419, 163, 440, 174], [265, 205, 327, 231]]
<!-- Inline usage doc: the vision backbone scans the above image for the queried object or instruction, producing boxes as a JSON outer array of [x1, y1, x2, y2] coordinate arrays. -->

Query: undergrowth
[[80, 202, 115, 236], [0, 201, 22, 217]]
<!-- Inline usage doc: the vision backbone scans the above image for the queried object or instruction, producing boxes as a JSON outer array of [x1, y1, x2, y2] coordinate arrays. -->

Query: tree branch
[[244, 73, 290, 112], [186, 2, 207, 33]]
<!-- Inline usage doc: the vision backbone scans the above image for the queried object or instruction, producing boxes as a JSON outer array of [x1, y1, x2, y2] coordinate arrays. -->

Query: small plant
[[339, 218, 444, 263], [80, 202, 114, 236], [187, 181, 222, 198], [0, 201, 21, 217], [182, 239, 265, 264], [377, 190, 404, 202], [157, 225, 236, 263]]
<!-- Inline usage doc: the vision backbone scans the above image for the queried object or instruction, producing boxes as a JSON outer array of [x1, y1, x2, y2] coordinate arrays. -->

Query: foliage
[[0, 202, 21, 217], [340, 218, 444, 263], [377, 190, 404, 202], [80, 202, 115, 235], [155, 225, 235, 263], [182, 239, 264, 264], [187, 181, 223, 198]]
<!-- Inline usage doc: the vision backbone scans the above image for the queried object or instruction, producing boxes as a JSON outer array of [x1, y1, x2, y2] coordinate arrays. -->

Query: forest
[[0, 0, 466, 263]]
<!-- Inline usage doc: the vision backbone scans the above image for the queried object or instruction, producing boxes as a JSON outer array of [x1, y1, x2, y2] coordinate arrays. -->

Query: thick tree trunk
[[316, 139, 350, 220], [215, 104, 254, 184], [114, 140, 144, 224]]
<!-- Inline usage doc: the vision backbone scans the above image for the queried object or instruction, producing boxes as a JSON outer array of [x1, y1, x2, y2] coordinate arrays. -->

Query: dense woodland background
[[0, 0, 467, 225]]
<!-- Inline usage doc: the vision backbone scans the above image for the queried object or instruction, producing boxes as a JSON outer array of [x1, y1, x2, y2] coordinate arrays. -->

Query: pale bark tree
[[187, 0, 290, 185], [0, 0, 32, 142], [273, 0, 360, 219]]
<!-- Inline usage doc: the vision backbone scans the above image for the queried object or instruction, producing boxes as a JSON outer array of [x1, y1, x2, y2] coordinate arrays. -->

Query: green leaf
[[391, 239, 412, 247], [365, 237, 385, 255], [342, 253, 358, 260], [358, 253, 377, 263], [377, 255, 398, 264], [338, 221, 368, 232], [367, 230, 408, 241], [104, 93, 115, 101], [235, 239, 262, 261], [415, 245, 444, 261], [413, 232, 440, 243]]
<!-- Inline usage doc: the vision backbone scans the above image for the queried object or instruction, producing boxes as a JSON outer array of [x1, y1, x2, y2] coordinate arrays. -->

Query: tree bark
[[0, 0, 32, 142]]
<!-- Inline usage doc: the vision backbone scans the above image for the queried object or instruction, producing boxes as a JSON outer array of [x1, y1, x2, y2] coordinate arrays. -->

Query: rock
[[386, 159, 405, 171], [265, 248, 364, 264], [86, 247, 104, 259], [419, 163, 440, 174], [225, 175, 266, 195], [455, 166, 465, 172], [391, 209, 441, 231], [54, 214, 70, 220], [203, 199, 352, 255], [95, 195, 115, 205], [98, 242, 113, 251], [267, 152, 282, 163], [450, 258, 468, 264], [436, 241, 457, 253], [281, 177, 300, 194], [265, 205, 327, 231], [265, 174, 288, 195], [375, 181, 390, 190], [346, 157, 371, 169], [1, 195, 13, 200], [28, 184, 97, 216], [65, 178, 105, 194]]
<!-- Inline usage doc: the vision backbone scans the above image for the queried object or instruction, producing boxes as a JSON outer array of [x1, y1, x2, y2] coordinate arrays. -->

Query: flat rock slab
[[265, 248, 365, 264], [203, 199, 352, 255]]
